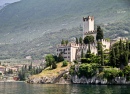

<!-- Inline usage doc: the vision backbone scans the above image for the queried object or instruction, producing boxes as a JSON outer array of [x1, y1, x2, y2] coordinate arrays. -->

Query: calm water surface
[[0, 82, 130, 94]]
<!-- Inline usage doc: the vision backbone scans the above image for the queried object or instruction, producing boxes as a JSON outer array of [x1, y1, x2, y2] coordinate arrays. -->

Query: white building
[[57, 42, 80, 62]]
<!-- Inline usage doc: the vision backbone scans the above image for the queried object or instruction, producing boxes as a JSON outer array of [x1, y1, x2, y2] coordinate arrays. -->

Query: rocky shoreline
[[26, 74, 130, 85]]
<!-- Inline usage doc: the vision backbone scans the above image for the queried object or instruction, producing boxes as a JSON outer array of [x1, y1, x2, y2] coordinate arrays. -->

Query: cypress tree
[[76, 37, 79, 44], [96, 26, 104, 41], [61, 39, 65, 45], [112, 48, 116, 67], [65, 40, 68, 45], [119, 39, 126, 68], [87, 44, 91, 54], [79, 37, 83, 44], [101, 48, 104, 66], [115, 46, 120, 67], [124, 41, 129, 66], [97, 42, 102, 55], [81, 49, 84, 58], [124, 52, 128, 66]]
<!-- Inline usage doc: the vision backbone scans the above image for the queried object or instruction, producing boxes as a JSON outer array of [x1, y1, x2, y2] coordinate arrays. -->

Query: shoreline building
[[56, 16, 126, 62]]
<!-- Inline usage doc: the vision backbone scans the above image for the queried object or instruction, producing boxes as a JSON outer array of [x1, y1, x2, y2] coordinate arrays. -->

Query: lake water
[[0, 82, 130, 94]]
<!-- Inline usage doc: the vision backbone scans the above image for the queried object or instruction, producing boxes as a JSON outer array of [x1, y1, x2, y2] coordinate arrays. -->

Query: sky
[[0, 0, 20, 6]]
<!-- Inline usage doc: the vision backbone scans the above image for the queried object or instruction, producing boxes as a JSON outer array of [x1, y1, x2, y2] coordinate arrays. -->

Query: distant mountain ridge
[[0, 0, 130, 59]]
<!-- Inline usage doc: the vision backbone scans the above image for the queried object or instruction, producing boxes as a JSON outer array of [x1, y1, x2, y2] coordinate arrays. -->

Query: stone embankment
[[72, 75, 130, 85]]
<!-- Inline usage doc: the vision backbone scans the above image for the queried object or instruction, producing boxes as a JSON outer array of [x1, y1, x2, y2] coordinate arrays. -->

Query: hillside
[[0, 0, 130, 59]]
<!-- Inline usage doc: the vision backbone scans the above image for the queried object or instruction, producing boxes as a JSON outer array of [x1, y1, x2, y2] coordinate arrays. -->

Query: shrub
[[69, 65, 75, 75], [79, 63, 99, 78], [52, 62, 57, 69], [103, 68, 119, 80], [62, 60, 68, 67]]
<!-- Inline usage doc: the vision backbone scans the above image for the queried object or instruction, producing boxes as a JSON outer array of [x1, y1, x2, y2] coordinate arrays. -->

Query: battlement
[[83, 16, 94, 22], [84, 30, 97, 35], [98, 39, 110, 43]]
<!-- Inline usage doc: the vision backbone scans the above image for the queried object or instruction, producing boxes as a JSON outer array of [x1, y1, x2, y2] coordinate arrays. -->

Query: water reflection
[[0, 82, 130, 94]]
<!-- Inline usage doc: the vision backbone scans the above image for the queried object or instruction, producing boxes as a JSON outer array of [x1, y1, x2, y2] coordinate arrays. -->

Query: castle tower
[[83, 16, 96, 40]]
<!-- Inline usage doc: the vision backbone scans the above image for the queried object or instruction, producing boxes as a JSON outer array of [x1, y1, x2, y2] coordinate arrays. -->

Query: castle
[[56, 16, 128, 62]]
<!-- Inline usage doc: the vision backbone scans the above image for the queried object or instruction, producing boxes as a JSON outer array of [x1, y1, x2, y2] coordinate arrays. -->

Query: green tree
[[62, 60, 68, 67], [28, 62, 32, 71], [79, 63, 98, 78], [57, 53, 64, 62], [97, 42, 102, 55], [45, 54, 55, 68], [76, 37, 79, 44], [96, 26, 103, 41], [97, 42, 104, 65], [110, 48, 116, 67], [115, 46, 120, 67], [61, 39, 65, 45], [65, 40, 68, 45], [79, 37, 83, 44], [84, 35, 94, 44], [81, 49, 84, 58], [101, 48, 104, 66], [52, 62, 57, 69], [124, 41, 129, 66]]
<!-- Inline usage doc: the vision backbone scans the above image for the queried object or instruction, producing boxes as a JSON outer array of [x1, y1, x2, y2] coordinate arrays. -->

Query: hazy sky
[[0, 0, 20, 6]]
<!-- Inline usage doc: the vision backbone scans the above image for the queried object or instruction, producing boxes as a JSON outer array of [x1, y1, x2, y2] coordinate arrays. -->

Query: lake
[[0, 82, 130, 94]]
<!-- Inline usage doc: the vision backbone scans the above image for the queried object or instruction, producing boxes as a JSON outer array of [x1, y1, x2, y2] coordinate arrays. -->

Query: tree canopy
[[96, 26, 103, 41], [83, 35, 94, 44]]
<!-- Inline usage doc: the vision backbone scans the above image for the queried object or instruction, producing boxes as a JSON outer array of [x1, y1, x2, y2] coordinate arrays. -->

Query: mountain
[[0, 0, 130, 59], [0, 3, 10, 10]]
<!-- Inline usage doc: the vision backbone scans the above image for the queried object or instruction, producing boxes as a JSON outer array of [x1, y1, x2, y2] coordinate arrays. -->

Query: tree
[[57, 53, 64, 62], [52, 62, 57, 69], [76, 37, 79, 44], [65, 40, 68, 45], [97, 42, 104, 65], [87, 44, 91, 54], [115, 46, 120, 67], [81, 49, 84, 58], [101, 48, 104, 66], [97, 42, 102, 55], [110, 48, 116, 67], [62, 60, 68, 67], [61, 39, 65, 45], [28, 62, 32, 71], [96, 26, 103, 41], [79, 37, 83, 44], [45, 54, 55, 68], [83, 35, 94, 44]]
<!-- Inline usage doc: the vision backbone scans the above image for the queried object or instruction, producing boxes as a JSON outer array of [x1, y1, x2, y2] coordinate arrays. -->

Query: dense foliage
[[62, 60, 68, 67], [79, 63, 99, 78], [109, 40, 129, 68], [83, 35, 94, 44], [96, 26, 104, 41]]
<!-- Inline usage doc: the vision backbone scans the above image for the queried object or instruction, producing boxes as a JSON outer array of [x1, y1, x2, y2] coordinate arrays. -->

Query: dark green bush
[[62, 60, 68, 67]]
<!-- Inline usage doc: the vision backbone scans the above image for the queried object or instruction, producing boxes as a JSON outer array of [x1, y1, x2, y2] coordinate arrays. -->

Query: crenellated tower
[[83, 16, 96, 41]]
